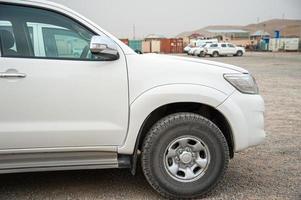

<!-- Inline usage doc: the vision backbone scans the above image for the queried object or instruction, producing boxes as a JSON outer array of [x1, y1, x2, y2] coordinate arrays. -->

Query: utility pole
[[133, 24, 136, 40], [282, 13, 286, 36]]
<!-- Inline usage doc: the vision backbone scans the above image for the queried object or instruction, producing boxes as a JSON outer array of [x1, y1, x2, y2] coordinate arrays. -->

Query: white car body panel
[[126, 54, 244, 103], [188, 47, 198, 55], [0, 56, 129, 150], [119, 84, 229, 153], [217, 91, 265, 151], [194, 44, 212, 56], [183, 45, 192, 53]]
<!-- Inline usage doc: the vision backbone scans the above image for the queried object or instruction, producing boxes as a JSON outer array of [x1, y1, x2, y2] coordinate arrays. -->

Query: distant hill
[[177, 19, 301, 38]]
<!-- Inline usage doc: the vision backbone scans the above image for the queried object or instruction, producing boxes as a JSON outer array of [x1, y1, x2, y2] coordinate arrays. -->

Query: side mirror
[[90, 36, 119, 60], [134, 49, 143, 54]]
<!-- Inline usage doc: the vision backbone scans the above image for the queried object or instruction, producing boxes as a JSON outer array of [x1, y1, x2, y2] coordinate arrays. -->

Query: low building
[[250, 30, 270, 40], [206, 29, 250, 40]]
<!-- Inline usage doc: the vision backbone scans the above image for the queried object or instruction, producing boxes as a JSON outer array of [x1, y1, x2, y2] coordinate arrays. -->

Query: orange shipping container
[[176, 38, 183, 53], [160, 39, 171, 54], [160, 38, 183, 54]]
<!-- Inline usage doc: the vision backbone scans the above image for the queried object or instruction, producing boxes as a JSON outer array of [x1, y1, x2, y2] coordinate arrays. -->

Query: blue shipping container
[[129, 40, 142, 52]]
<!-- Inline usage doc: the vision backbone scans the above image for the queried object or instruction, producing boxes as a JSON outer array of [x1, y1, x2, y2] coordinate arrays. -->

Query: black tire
[[212, 51, 219, 57], [236, 50, 243, 56], [198, 51, 205, 57], [141, 113, 229, 199]]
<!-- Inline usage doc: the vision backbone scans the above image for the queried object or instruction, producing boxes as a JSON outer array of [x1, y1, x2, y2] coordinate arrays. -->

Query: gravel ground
[[0, 52, 300, 200]]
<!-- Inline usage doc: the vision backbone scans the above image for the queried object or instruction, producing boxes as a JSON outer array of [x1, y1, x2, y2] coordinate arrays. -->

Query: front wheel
[[236, 50, 243, 56], [212, 51, 219, 57], [198, 51, 205, 57], [141, 113, 229, 199]]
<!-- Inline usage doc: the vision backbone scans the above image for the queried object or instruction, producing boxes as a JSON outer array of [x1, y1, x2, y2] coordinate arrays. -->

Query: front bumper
[[217, 91, 266, 152]]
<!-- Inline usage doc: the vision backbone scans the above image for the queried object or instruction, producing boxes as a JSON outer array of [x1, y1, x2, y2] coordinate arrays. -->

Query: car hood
[[169, 55, 247, 73], [126, 54, 248, 103]]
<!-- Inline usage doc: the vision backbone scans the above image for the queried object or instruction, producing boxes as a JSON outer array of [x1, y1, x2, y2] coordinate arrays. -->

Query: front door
[[227, 43, 237, 55], [220, 43, 229, 55], [0, 4, 129, 150]]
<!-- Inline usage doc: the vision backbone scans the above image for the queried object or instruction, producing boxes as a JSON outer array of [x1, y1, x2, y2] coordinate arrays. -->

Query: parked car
[[205, 43, 246, 57], [0, 1, 265, 199], [193, 43, 212, 57], [183, 44, 193, 53], [187, 46, 200, 55]]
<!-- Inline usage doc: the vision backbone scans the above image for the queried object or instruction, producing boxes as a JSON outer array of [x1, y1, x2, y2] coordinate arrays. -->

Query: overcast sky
[[50, 0, 301, 39]]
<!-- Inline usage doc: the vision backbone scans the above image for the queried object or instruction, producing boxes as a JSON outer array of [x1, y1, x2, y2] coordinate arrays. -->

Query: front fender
[[118, 84, 230, 154]]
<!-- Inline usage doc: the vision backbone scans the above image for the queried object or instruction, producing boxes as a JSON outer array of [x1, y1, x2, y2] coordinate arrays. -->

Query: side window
[[0, 20, 18, 56], [26, 23, 36, 54], [42, 27, 89, 58], [221, 44, 227, 48], [0, 4, 111, 60], [228, 44, 235, 48], [210, 44, 218, 48]]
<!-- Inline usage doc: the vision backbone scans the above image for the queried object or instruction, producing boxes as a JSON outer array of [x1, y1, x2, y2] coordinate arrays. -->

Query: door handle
[[0, 70, 26, 79]]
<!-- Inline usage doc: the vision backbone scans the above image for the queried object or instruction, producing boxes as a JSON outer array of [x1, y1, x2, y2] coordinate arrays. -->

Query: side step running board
[[0, 151, 130, 174]]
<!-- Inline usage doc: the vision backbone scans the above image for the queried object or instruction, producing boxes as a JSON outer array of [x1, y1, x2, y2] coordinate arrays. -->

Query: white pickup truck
[[205, 43, 246, 57], [0, 1, 265, 199]]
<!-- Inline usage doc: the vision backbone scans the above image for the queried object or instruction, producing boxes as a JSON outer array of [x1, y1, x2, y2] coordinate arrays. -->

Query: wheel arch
[[136, 102, 234, 156], [117, 84, 234, 174]]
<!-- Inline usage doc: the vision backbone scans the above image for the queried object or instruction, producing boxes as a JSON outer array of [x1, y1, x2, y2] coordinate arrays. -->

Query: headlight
[[224, 73, 259, 94]]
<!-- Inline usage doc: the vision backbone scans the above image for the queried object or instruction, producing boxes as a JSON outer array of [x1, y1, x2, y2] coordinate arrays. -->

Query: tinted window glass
[[210, 44, 218, 48], [0, 20, 18, 56], [42, 27, 90, 58], [0, 4, 112, 60], [221, 44, 227, 48], [228, 44, 235, 48]]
